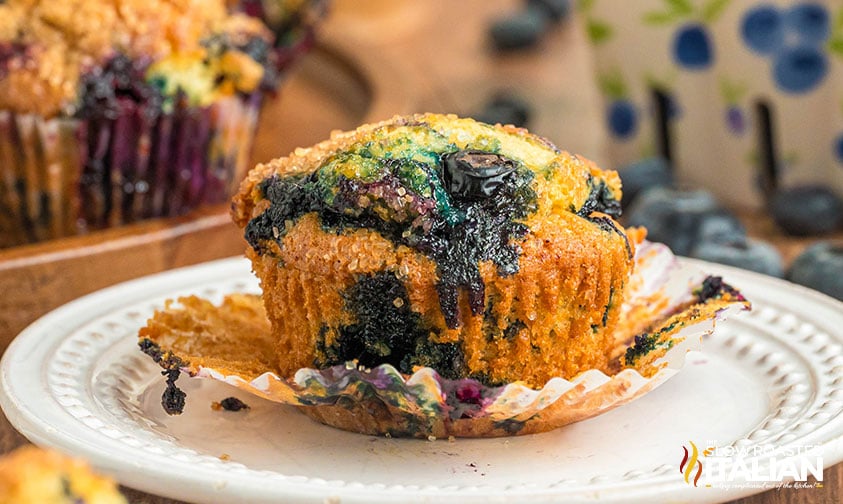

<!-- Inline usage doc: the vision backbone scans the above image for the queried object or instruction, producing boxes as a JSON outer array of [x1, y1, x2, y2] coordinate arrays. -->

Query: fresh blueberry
[[692, 239, 784, 277], [696, 211, 747, 246], [607, 100, 638, 139], [784, 3, 830, 46], [626, 188, 721, 256], [741, 5, 785, 55], [528, 0, 571, 22], [772, 45, 828, 94], [616, 157, 674, 208], [473, 92, 531, 128], [673, 24, 714, 69], [769, 185, 843, 236], [726, 106, 746, 134], [787, 242, 843, 301], [489, 5, 548, 50]]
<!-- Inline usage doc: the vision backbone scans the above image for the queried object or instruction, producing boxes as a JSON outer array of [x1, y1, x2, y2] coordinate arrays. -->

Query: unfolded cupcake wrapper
[[0, 93, 261, 247], [140, 241, 750, 438]]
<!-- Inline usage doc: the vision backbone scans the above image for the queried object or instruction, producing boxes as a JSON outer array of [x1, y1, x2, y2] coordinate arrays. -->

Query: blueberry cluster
[[620, 158, 843, 296], [741, 3, 830, 93], [621, 158, 785, 277]]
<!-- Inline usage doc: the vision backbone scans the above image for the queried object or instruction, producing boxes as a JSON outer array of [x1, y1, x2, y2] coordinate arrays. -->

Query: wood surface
[[0, 1, 840, 503]]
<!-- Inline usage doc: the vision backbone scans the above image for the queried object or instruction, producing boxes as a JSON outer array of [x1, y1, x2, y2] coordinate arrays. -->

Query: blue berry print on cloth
[[643, 0, 733, 70], [598, 69, 638, 140], [741, 2, 833, 94]]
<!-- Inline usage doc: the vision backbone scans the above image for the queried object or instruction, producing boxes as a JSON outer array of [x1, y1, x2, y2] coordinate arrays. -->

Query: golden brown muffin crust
[[0, 0, 267, 117], [231, 113, 634, 387]]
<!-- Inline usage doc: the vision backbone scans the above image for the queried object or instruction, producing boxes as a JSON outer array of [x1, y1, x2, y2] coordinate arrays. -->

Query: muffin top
[[0, 0, 276, 117], [233, 113, 627, 327], [234, 113, 623, 247]]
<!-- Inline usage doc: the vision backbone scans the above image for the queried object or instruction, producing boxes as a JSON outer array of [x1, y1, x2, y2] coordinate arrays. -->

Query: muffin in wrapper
[[138, 114, 749, 437], [139, 241, 748, 438], [0, 0, 286, 248]]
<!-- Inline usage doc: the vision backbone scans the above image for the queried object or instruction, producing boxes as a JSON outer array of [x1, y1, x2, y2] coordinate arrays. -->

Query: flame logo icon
[[680, 441, 703, 486]]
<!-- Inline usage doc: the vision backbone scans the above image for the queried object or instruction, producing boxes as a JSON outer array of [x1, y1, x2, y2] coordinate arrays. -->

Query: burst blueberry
[[784, 3, 830, 46], [741, 5, 784, 55], [772, 45, 828, 94], [607, 100, 637, 139], [673, 24, 713, 69]]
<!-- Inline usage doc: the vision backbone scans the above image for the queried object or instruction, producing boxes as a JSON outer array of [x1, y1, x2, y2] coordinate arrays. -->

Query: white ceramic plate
[[1, 257, 842, 504]]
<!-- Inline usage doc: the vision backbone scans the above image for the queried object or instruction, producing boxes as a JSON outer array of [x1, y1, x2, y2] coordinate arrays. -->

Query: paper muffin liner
[[0, 93, 261, 247], [140, 241, 749, 438]]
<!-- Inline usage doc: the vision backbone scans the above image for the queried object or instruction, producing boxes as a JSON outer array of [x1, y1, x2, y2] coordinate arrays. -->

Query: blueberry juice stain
[[245, 146, 538, 331], [425, 150, 536, 327]]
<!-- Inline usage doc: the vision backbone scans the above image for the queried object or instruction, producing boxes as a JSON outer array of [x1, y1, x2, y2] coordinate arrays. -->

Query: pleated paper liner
[[139, 241, 750, 438], [0, 92, 261, 248]]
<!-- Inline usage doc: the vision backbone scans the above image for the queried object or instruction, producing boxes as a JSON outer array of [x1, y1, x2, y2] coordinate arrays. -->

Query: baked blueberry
[[691, 239, 784, 277], [787, 242, 843, 301], [616, 157, 673, 208], [442, 150, 519, 200], [769, 185, 843, 236]]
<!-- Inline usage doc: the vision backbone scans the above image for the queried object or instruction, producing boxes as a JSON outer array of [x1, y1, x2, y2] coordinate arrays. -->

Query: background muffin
[[0, 0, 279, 248], [232, 113, 636, 388], [0, 446, 126, 504]]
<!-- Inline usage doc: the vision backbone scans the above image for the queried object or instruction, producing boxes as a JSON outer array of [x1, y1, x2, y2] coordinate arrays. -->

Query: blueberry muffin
[[231, 113, 636, 388], [0, 0, 279, 247], [0, 446, 126, 504]]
